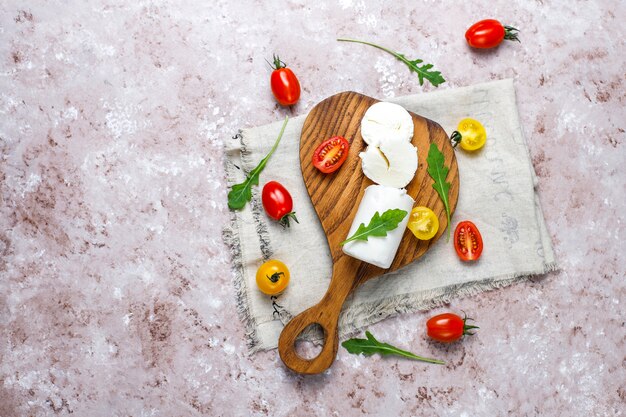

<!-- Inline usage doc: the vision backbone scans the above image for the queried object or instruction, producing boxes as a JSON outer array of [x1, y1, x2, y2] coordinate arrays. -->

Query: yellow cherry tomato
[[256, 260, 290, 295], [453, 118, 487, 151], [407, 206, 439, 240]]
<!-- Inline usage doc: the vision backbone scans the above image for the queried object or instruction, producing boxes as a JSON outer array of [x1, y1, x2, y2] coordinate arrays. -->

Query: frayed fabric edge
[[222, 130, 264, 355], [299, 261, 559, 346]]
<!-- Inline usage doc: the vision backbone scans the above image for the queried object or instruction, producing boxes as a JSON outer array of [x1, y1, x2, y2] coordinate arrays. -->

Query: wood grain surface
[[278, 91, 459, 374]]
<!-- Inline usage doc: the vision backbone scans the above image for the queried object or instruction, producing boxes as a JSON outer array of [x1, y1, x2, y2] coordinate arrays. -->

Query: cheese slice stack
[[359, 102, 418, 188], [341, 101, 420, 268], [342, 185, 415, 269]]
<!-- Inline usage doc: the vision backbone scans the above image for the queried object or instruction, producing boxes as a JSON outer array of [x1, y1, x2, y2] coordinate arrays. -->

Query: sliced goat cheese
[[343, 185, 415, 269], [360, 102, 414, 146], [360, 138, 418, 188]]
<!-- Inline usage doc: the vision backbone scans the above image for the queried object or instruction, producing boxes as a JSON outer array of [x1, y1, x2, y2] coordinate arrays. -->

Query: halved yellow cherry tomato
[[452, 118, 487, 151], [256, 260, 290, 295], [407, 206, 439, 240]]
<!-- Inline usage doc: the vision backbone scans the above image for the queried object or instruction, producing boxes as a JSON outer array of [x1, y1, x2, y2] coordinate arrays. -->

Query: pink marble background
[[1, 1, 624, 416]]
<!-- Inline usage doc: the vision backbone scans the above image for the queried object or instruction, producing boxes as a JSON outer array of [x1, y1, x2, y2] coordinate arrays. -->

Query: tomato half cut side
[[454, 221, 483, 261], [407, 206, 439, 240], [312, 136, 350, 174]]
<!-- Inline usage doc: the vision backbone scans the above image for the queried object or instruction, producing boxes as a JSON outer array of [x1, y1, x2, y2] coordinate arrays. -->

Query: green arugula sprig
[[342, 331, 444, 365], [341, 209, 407, 246], [227, 116, 288, 210], [426, 143, 452, 241], [337, 38, 445, 87]]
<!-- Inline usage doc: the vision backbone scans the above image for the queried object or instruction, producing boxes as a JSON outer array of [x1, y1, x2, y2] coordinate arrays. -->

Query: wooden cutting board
[[278, 91, 459, 374]]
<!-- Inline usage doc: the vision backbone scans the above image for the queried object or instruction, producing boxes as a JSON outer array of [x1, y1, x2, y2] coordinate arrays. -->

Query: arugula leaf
[[228, 116, 288, 210], [342, 331, 444, 365], [426, 143, 451, 241], [337, 38, 445, 87], [340, 209, 407, 246]]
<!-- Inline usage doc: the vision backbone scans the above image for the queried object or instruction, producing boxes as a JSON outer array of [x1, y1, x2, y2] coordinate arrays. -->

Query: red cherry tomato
[[454, 221, 483, 261], [262, 181, 298, 227], [465, 19, 520, 49], [426, 312, 479, 343], [269, 55, 301, 106], [312, 136, 350, 174]]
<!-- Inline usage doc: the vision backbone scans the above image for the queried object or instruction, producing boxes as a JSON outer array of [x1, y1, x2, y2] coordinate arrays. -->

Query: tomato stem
[[450, 131, 462, 148], [267, 272, 284, 283], [279, 212, 299, 228], [503, 25, 521, 42], [270, 54, 286, 70], [461, 311, 479, 336]]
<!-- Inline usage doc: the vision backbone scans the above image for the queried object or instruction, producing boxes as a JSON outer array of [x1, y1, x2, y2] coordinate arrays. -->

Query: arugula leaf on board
[[342, 331, 444, 365], [340, 209, 408, 246], [426, 143, 452, 241], [227, 116, 289, 210], [337, 38, 445, 87]]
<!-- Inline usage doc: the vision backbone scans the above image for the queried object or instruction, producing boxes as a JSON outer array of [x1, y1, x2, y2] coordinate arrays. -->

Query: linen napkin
[[223, 79, 556, 353]]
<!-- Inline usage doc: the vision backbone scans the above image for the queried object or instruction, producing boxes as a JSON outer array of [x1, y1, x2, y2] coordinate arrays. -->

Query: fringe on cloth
[[297, 262, 560, 344], [222, 130, 264, 354], [223, 129, 289, 354]]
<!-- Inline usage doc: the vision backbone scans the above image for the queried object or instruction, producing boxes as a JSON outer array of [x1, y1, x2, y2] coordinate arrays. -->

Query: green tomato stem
[[450, 131, 462, 148], [462, 312, 479, 336], [279, 212, 299, 228], [503, 26, 521, 42], [272, 54, 286, 69]]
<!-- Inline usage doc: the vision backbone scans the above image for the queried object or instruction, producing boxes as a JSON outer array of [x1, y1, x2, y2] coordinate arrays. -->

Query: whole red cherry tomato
[[262, 181, 298, 227], [465, 19, 520, 49], [312, 136, 350, 174], [269, 55, 301, 106], [427, 312, 479, 343], [454, 221, 483, 261]]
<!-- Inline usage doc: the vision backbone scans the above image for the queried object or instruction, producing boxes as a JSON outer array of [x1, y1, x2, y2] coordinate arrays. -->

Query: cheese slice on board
[[360, 102, 414, 146], [360, 138, 418, 188]]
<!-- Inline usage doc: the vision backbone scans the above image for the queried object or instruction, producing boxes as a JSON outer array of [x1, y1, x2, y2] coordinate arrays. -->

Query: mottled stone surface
[[0, 1, 624, 416]]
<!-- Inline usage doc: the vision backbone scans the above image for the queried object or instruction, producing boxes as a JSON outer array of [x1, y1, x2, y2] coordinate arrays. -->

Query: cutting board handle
[[278, 259, 357, 374]]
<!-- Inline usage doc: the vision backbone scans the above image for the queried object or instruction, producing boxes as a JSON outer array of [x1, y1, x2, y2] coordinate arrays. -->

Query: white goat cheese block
[[342, 185, 415, 269], [360, 138, 418, 188], [360, 102, 414, 146]]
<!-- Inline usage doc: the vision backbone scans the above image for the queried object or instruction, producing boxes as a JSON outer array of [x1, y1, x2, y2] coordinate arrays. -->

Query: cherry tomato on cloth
[[454, 221, 483, 261], [256, 260, 290, 295], [451, 118, 487, 151], [427, 312, 479, 343], [262, 181, 298, 227], [312, 136, 350, 174], [465, 19, 520, 49], [407, 206, 439, 240], [269, 55, 301, 106]]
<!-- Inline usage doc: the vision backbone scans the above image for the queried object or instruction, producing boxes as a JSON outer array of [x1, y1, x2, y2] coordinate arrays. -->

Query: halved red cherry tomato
[[427, 312, 479, 343], [262, 181, 298, 227], [465, 19, 520, 49], [269, 55, 301, 106], [312, 136, 350, 174], [454, 221, 483, 261]]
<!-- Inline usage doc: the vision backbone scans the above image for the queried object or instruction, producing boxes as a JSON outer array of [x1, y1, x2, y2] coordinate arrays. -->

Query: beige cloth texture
[[224, 79, 556, 353]]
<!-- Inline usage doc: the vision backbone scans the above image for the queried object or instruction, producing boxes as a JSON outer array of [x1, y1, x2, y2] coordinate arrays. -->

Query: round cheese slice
[[359, 138, 418, 188], [360, 102, 414, 147]]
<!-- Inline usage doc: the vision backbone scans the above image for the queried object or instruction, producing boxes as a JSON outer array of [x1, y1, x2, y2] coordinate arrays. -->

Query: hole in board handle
[[294, 323, 325, 360]]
